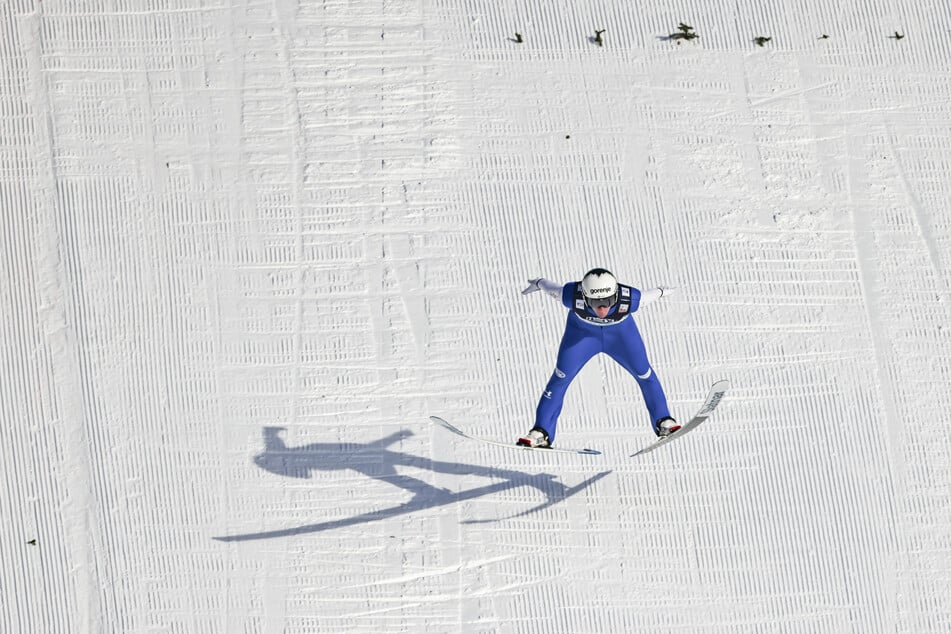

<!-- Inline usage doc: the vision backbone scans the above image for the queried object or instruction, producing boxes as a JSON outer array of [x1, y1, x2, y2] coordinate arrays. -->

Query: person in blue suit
[[519, 268, 678, 448]]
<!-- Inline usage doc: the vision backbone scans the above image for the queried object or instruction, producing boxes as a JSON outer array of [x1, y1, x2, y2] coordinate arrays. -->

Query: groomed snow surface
[[3, 0, 951, 632]]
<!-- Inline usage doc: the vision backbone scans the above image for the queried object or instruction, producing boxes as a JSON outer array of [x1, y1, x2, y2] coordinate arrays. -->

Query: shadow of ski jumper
[[213, 427, 611, 542]]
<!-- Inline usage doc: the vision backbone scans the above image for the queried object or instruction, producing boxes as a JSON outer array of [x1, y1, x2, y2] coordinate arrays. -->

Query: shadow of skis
[[461, 470, 612, 524], [215, 478, 517, 542]]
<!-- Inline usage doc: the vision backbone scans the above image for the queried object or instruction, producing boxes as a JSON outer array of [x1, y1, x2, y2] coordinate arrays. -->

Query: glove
[[522, 278, 542, 295], [640, 286, 676, 307]]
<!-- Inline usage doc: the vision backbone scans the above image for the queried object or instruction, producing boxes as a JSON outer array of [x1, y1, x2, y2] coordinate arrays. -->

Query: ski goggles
[[585, 293, 617, 310]]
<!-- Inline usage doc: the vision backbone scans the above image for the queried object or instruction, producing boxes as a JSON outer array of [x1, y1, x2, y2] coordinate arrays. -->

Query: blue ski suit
[[534, 281, 671, 442]]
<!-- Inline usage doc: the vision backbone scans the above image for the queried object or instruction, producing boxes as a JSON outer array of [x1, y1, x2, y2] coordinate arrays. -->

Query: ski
[[430, 416, 601, 455], [631, 379, 730, 457]]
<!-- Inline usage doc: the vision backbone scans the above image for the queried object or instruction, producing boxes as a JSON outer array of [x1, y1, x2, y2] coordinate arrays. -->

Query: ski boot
[[655, 416, 682, 437], [517, 427, 550, 448]]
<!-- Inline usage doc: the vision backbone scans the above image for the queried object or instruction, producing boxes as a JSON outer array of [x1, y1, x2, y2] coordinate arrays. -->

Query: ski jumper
[[534, 281, 671, 442]]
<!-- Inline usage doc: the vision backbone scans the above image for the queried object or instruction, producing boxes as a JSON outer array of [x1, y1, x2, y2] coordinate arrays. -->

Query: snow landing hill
[[2, 0, 950, 632]]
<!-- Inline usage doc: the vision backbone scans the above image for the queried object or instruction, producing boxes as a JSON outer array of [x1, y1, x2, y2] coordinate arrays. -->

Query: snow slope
[[3, 0, 951, 631]]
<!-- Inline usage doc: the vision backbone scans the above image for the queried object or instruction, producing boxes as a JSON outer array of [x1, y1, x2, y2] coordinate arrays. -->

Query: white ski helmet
[[581, 268, 619, 308]]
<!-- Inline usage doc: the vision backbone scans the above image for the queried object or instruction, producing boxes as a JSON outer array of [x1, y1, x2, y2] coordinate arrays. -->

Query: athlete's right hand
[[522, 278, 542, 295]]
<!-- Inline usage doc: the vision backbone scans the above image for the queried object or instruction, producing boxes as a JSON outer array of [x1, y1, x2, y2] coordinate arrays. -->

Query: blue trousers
[[534, 314, 670, 442]]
